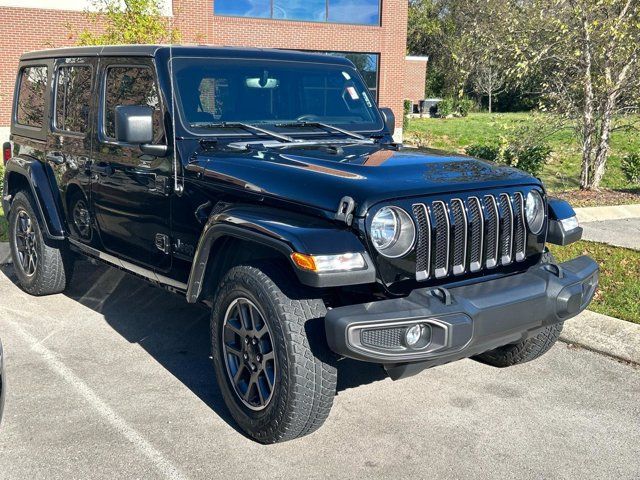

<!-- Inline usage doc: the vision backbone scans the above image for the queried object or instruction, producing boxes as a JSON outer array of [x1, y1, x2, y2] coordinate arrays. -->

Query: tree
[[502, 0, 640, 189], [75, 0, 180, 46], [408, 0, 514, 100], [473, 62, 506, 113]]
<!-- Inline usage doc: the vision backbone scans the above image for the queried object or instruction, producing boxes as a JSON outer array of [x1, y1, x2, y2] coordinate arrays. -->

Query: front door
[[90, 57, 172, 271]]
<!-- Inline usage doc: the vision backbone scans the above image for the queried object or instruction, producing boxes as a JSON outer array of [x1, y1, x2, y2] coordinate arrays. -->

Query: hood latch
[[335, 196, 356, 226]]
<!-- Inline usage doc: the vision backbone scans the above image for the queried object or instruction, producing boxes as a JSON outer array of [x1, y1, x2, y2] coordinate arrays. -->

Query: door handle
[[46, 152, 66, 165], [91, 163, 114, 176]]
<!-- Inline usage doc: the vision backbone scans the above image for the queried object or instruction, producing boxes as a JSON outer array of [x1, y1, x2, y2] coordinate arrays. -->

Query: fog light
[[405, 324, 424, 347]]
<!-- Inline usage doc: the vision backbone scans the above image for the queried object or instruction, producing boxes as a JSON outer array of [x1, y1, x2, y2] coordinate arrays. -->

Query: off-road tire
[[8, 190, 72, 295], [475, 250, 563, 368], [474, 322, 564, 367], [210, 263, 337, 443]]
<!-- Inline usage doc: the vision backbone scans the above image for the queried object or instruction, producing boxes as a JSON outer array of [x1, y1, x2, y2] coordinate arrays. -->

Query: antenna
[[169, 44, 183, 195]]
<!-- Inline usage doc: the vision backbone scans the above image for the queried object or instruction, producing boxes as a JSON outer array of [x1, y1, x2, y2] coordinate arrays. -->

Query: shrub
[[437, 97, 475, 117], [621, 153, 640, 184], [404, 130, 432, 149], [465, 144, 500, 161], [437, 98, 456, 117], [514, 145, 551, 176], [466, 143, 551, 176], [457, 98, 475, 117], [403, 99, 413, 130], [0, 162, 4, 197]]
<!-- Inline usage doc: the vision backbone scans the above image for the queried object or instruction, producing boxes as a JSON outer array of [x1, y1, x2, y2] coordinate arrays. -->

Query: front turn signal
[[291, 252, 366, 273]]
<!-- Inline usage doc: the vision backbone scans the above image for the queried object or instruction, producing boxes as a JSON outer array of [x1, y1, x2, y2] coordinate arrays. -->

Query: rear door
[[90, 57, 172, 271], [47, 57, 96, 244]]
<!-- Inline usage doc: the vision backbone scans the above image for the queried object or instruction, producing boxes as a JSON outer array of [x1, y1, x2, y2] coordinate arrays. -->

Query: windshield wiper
[[275, 121, 367, 140], [189, 121, 295, 143]]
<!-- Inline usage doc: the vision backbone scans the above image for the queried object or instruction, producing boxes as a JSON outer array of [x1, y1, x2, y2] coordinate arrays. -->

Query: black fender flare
[[3, 156, 66, 240], [185, 205, 376, 303]]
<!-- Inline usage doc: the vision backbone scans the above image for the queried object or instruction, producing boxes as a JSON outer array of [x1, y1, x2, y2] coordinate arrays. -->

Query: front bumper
[[325, 256, 598, 378]]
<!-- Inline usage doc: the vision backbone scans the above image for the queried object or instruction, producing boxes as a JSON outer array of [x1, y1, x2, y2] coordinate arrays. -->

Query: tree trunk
[[488, 92, 492, 113], [589, 92, 617, 189], [579, 14, 595, 190]]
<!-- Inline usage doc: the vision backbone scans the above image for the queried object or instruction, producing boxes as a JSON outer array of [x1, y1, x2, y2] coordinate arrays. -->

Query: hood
[[189, 144, 540, 217]]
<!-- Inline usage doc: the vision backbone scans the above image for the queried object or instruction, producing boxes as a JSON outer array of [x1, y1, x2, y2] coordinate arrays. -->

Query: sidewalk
[[575, 204, 640, 251], [574, 203, 640, 222]]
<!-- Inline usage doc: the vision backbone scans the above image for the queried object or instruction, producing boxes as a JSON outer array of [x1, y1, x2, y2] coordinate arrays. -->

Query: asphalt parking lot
[[0, 261, 638, 480]]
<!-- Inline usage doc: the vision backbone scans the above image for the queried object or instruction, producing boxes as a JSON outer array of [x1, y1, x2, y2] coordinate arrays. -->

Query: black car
[[2, 46, 597, 443]]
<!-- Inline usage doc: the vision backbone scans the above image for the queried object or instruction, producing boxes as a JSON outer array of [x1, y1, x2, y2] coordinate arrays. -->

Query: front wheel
[[210, 263, 337, 443]]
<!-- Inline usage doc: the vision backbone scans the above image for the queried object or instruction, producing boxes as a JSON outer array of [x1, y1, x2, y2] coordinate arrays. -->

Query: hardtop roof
[[19, 45, 354, 66]]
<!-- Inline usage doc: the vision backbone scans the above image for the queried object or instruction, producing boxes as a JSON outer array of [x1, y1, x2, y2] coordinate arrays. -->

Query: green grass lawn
[[0, 206, 7, 242], [550, 241, 640, 324], [405, 112, 640, 193]]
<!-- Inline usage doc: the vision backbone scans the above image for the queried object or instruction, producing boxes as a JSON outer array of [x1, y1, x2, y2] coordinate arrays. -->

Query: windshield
[[171, 57, 384, 135]]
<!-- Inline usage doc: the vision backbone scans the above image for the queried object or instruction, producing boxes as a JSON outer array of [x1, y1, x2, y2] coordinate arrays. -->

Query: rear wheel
[[210, 263, 337, 443], [8, 191, 72, 295], [474, 323, 564, 367]]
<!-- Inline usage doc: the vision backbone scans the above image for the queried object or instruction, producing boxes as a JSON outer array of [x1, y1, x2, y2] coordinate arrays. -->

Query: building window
[[55, 66, 92, 134], [314, 52, 379, 100], [16, 66, 48, 128], [214, 0, 380, 25], [327, 0, 380, 25], [103, 66, 162, 143]]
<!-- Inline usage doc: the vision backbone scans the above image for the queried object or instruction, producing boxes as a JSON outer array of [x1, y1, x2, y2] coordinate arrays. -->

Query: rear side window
[[16, 66, 48, 128], [103, 66, 162, 142], [55, 65, 92, 134]]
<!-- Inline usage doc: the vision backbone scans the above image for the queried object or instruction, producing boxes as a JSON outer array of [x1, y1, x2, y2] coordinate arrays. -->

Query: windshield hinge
[[335, 196, 356, 226]]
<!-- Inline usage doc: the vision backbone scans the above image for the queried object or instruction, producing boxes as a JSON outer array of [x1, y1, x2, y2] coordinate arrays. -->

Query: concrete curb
[[560, 310, 640, 365], [574, 204, 640, 223], [0, 241, 10, 265]]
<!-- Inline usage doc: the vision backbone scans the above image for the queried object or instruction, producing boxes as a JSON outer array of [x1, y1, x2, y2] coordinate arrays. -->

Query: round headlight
[[370, 206, 416, 258], [525, 190, 545, 234]]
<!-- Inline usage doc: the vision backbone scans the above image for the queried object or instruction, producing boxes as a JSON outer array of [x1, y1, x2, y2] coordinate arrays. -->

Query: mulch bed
[[552, 188, 640, 207]]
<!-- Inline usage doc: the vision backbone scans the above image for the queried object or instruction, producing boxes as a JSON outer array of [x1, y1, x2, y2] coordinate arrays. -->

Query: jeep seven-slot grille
[[412, 193, 528, 281]]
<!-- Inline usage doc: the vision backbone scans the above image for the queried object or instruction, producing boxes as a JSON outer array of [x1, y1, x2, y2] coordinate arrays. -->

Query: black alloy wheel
[[222, 297, 276, 411], [13, 209, 38, 277], [72, 198, 92, 241]]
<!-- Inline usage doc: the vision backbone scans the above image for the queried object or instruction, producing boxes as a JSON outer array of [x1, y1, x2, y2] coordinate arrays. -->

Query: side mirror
[[115, 105, 154, 144], [380, 107, 395, 134]]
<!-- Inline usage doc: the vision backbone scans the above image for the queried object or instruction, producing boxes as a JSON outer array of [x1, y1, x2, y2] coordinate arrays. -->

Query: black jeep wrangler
[[2, 46, 598, 443]]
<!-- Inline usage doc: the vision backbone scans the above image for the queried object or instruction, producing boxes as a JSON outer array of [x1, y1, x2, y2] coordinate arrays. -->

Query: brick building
[[404, 56, 429, 106], [0, 0, 426, 141]]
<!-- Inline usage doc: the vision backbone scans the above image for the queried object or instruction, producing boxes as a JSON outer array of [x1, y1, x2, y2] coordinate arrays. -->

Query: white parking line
[[10, 320, 191, 480]]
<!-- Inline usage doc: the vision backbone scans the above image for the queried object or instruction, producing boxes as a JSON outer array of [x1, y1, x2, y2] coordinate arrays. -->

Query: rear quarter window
[[16, 66, 48, 128]]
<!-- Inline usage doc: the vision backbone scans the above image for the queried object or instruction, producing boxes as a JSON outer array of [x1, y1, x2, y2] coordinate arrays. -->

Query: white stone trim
[[405, 55, 429, 62], [0, 0, 172, 16]]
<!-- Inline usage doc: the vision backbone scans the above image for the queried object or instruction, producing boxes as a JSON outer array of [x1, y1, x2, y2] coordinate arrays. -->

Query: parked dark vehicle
[[2, 46, 597, 443]]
